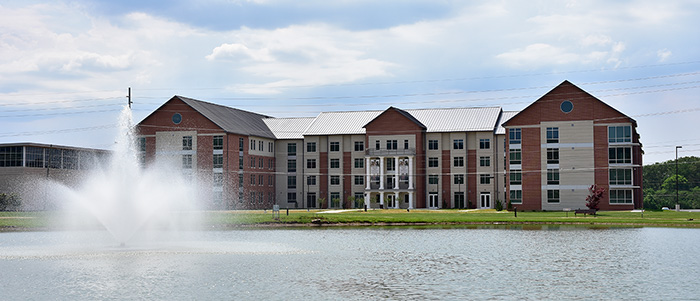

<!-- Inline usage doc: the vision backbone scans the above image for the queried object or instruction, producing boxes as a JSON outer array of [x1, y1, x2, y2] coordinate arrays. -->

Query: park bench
[[574, 209, 597, 216]]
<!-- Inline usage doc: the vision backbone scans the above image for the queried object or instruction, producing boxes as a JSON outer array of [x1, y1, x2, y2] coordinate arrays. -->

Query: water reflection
[[1, 227, 699, 300]]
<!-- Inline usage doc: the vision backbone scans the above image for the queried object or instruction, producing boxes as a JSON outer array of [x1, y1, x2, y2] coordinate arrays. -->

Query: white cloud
[[657, 48, 672, 62], [496, 43, 580, 68]]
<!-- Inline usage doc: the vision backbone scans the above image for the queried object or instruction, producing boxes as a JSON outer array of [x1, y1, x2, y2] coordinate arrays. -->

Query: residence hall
[[135, 80, 643, 210]]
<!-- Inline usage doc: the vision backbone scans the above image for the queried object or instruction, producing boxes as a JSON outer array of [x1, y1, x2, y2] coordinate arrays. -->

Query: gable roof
[[304, 110, 383, 136], [495, 111, 519, 135], [503, 80, 637, 127], [363, 106, 427, 129], [176, 96, 276, 138]]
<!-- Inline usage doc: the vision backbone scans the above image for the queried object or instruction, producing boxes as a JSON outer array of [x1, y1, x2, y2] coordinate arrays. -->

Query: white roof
[[263, 117, 315, 139], [405, 107, 503, 133], [302, 107, 503, 135], [495, 111, 519, 135], [303, 110, 382, 136]]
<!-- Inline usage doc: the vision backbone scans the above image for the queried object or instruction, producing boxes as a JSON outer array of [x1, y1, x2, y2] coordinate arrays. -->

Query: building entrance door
[[429, 193, 439, 208], [479, 193, 491, 209]]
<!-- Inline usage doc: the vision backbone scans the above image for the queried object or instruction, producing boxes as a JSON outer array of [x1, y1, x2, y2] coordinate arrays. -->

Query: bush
[[494, 199, 504, 211], [0, 193, 21, 211]]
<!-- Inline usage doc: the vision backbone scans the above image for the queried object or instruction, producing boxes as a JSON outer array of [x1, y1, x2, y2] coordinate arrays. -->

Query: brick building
[[135, 80, 643, 210]]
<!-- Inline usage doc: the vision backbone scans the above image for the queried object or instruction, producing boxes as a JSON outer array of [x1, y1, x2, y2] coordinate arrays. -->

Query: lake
[[1, 226, 699, 300]]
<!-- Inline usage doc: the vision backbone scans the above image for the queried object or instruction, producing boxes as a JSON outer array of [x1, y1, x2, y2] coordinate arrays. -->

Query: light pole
[[676, 146, 682, 211]]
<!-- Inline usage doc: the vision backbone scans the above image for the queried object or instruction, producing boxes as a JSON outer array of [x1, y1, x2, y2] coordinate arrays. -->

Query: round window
[[560, 100, 574, 113], [172, 113, 182, 124]]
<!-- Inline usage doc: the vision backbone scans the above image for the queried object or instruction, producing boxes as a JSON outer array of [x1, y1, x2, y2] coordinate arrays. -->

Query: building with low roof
[[134, 81, 643, 210], [0, 142, 110, 210]]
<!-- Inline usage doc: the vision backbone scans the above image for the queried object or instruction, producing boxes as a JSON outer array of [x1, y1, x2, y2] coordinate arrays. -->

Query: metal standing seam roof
[[404, 107, 503, 133], [177, 96, 277, 139], [302, 107, 504, 135], [495, 111, 519, 135], [303, 110, 383, 135], [262, 117, 316, 139]]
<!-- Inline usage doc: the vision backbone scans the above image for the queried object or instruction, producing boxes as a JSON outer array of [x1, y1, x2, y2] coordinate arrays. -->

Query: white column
[[394, 192, 399, 209], [409, 192, 414, 209], [393, 156, 399, 189], [364, 193, 370, 209], [379, 156, 385, 189], [365, 157, 371, 190], [408, 156, 414, 189], [379, 192, 384, 209]]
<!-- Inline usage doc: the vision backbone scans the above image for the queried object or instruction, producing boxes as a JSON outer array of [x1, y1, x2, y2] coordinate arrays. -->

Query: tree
[[0, 193, 21, 211], [586, 184, 605, 210]]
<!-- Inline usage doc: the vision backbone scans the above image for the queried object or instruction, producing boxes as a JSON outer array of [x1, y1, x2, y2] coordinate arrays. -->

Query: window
[[287, 143, 297, 156], [307, 193, 317, 207], [330, 142, 340, 152], [213, 136, 223, 150], [182, 155, 192, 169], [454, 174, 464, 185], [182, 136, 192, 150], [386, 158, 395, 171], [547, 190, 560, 203], [354, 141, 364, 152], [509, 128, 521, 145], [287, 176, 296, 189], [509, 149, 522, 165], [609, 147, 632, 164], [454, 192, 465, 208], [259, 175, 264, 186], [610, 189, 633, 204], [307, 159, 316, 169], [306, 142, 316, 153], [428, 140, 438, 150], [547, 148, 559, 164], [609, 125, 632, 143], [259, 158, 264, 169], [268, 175, 273, 186], [609, 169, 632, 185], [251, 174, 256, 185], [375, 140, 380, 150], [250, 157, 255, 168], [259, 141, 263, 151], [387, 176, 395, 188], [250, 192, 255, 204], [330, 192, 341, 207], [386, 140, 397, 150], [480, 174, 491, 184], [354, 158, 364, 168], [477, 156, 490, 167], [547, 169, 560, 185], [510, 190, 522, 204], [213, 154, 223, 168], [25, 147, 44, 168], [428, 157, 439, 168], [288, 159, 296, 172], [404, 140, 409, 150], [428, 175, 439, 185], [307, 176, 316, 186], [251, 139, 255, 150], [239, 156, 243, 169], [510, 170, 522, 185], [269, 159, 274, 170], [479, 139, 490, 149], [137, 137, 146, 152], [239, 174, 244, 187], [239, 138, 244, 151], [330, 159, 340, 169], [354, 176, 364, 185], [453, 139, 464, 150], [453, 157, 464, 167], [287, 193, 297, 202], [546, 127, 559, 143], [330, 175, 340, 185], [268, 142, 273, 152]]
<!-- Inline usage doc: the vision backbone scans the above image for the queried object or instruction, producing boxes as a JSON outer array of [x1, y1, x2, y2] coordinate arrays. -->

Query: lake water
[[1, 226, 699, 300]]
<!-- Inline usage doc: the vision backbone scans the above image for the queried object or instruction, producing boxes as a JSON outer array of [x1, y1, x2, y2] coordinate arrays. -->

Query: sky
[[0, 0, 698, 164]]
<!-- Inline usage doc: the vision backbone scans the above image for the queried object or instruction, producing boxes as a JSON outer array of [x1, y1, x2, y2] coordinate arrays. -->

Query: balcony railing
[[365, 148, 416, 156]]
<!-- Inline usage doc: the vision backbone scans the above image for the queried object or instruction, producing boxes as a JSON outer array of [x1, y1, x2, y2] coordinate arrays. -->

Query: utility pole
[[127, 87, 132, 108], [676, 145, 682, 211]]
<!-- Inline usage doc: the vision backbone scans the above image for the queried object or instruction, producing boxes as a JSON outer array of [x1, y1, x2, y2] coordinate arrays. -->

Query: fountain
[[53, 105, 199, 245]]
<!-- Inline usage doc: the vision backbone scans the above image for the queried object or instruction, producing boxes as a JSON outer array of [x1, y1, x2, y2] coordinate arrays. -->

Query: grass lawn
[[2, 209, 699, 231]]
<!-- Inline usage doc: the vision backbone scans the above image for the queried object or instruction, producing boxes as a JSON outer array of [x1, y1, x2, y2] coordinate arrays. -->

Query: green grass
[[2, 209, 699, 231]]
